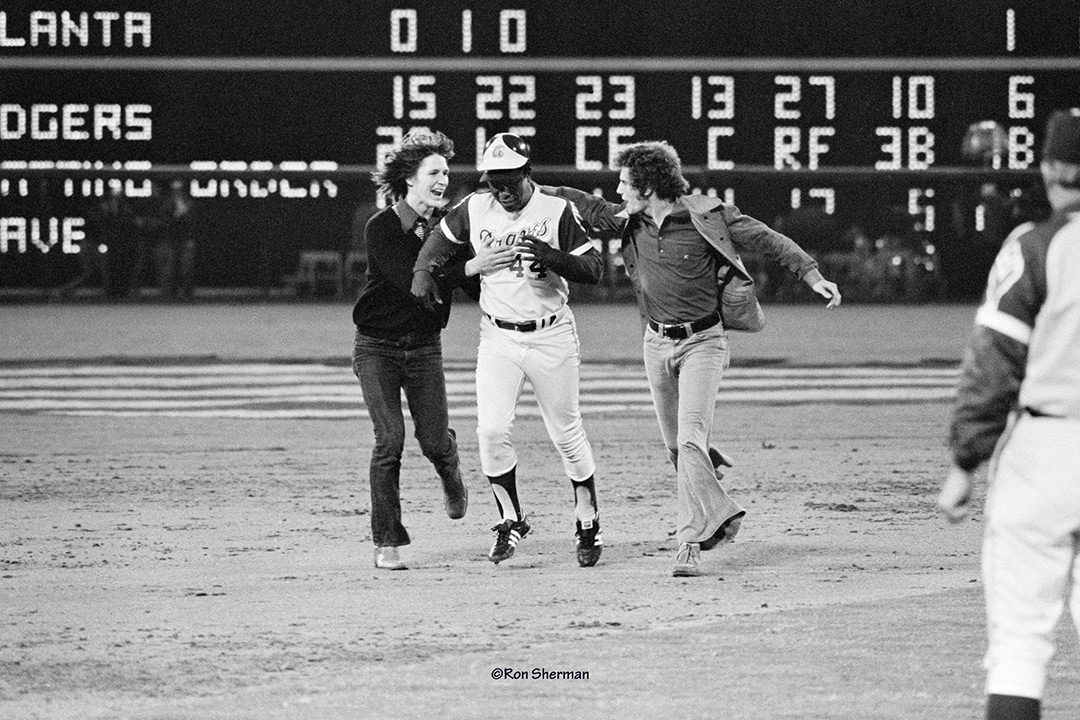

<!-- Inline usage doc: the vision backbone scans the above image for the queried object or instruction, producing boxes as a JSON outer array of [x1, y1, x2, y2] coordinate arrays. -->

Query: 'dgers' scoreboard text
[[1, 0, 1079, 262]]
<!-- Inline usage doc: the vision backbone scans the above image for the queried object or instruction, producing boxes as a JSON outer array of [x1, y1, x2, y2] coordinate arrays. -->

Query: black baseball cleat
[[489, 515, 531, 564], [575, 517, 603, 567]]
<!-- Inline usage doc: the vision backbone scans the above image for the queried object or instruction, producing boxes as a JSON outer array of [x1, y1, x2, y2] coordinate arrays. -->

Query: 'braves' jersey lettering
[[478, 218, 552, 249]]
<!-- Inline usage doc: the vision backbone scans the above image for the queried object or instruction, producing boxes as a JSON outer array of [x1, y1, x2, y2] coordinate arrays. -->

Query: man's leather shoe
[[374, 546, 407, 570]]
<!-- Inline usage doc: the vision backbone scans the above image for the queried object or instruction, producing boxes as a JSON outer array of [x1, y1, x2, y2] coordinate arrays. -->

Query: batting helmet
[[477, 133, 531, 172]]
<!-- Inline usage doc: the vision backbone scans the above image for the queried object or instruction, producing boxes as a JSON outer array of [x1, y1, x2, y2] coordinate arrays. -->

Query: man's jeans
[[643, 323, 743, 545], [352, 329, 461, 547]]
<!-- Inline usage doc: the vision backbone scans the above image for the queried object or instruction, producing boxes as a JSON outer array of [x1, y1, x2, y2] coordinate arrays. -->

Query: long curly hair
[[615, 141, 689, 201], [371, 130, 455, 201]]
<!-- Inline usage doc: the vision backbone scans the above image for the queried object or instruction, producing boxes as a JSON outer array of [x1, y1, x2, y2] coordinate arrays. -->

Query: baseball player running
[[940, 109, 1080, 720], [410, 132, 606, 568]]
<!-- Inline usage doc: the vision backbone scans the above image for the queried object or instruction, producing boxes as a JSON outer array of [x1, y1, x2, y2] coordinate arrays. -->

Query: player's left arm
[[516, 202, 604, 285], [441, 241, 482, 301], [949, 230, 1042, 470], [941, 227, 1043, 520], [412, 218, 467, 308], [939, 327, 1027, 523]]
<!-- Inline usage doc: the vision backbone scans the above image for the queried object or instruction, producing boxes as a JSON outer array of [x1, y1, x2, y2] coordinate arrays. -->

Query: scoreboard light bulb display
[[0, 0, 1078, 293]]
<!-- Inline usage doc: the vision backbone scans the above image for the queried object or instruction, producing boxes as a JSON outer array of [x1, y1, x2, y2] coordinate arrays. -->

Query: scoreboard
[[1, 0, 1079, 289]]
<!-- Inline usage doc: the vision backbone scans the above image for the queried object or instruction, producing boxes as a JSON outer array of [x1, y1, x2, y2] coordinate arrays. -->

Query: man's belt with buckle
[[648, 311, 721, 340], [488, 313, 558, 332]]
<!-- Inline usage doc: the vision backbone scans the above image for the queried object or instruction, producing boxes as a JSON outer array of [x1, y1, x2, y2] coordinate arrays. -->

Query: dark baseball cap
[[1043, 109, 1080, 164]]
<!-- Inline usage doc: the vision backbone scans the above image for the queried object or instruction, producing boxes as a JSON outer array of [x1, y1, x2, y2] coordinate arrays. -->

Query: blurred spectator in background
[[962, 120, 1009, 170], [51, 193, 113, 301], [127, 181, 171, 299], [949, 180, 1014, 300], [944, 121, 1015, 301], [864, 229, 943, 303], [98, 184, 136, 300], [155, 179, 198, 299]]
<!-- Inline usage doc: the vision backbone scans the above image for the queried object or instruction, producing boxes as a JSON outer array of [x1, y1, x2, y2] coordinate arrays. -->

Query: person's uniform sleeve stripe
[[439, 218, 464, 244], [565, 201, 596, 255], [975, 306, 1033, 345]]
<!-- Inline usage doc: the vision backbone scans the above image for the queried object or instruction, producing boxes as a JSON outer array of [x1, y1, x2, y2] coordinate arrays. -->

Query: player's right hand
[[410, 269, 442, 309], [938, 464, 974, 523], [470, 236, 518, 276]]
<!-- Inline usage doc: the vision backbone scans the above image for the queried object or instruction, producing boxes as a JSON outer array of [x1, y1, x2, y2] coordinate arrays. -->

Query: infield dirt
[[3, 303, 1080, 719]]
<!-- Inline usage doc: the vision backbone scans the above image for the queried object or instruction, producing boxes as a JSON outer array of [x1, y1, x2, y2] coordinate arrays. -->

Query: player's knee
[[476, 422, 509, 450], [553, 436, 592, 464]]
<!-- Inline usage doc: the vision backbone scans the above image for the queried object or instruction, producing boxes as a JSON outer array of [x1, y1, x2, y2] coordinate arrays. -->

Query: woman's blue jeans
[[352, 329, 461, 547]]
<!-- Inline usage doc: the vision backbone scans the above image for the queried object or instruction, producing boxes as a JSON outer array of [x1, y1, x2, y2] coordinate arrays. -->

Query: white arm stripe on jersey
[[975, 305, 1033, 345], [562, 201, 594, 255], [439, 218, 464, 244]]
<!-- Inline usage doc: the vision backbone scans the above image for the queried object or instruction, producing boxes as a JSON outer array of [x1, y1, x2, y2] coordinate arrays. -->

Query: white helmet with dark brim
[[477, 133, 531, 172]]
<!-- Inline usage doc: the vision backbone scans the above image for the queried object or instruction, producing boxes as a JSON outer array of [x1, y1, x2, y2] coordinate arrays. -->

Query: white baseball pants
[[474, 306, 596, 481], [983, 412, 1080, 699]]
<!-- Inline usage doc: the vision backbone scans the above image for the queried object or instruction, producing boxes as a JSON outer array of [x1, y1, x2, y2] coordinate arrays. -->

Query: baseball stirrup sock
[[572, 476, 598, 524], [986, 694, 1040, 720], [488, 466, 521, 522]]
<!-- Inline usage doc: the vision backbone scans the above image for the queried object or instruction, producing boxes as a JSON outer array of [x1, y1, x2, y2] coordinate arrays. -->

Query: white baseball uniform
[[950, 199, 1080, 699], [436, 186, 598, 481]]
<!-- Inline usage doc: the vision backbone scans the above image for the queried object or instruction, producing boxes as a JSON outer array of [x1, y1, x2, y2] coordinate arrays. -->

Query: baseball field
[[3, 301, 1079, 719]]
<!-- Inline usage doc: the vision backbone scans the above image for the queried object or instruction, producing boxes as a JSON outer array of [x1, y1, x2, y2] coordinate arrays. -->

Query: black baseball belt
[[487, 313, 559, 332], [648, 311, 721, 340]]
